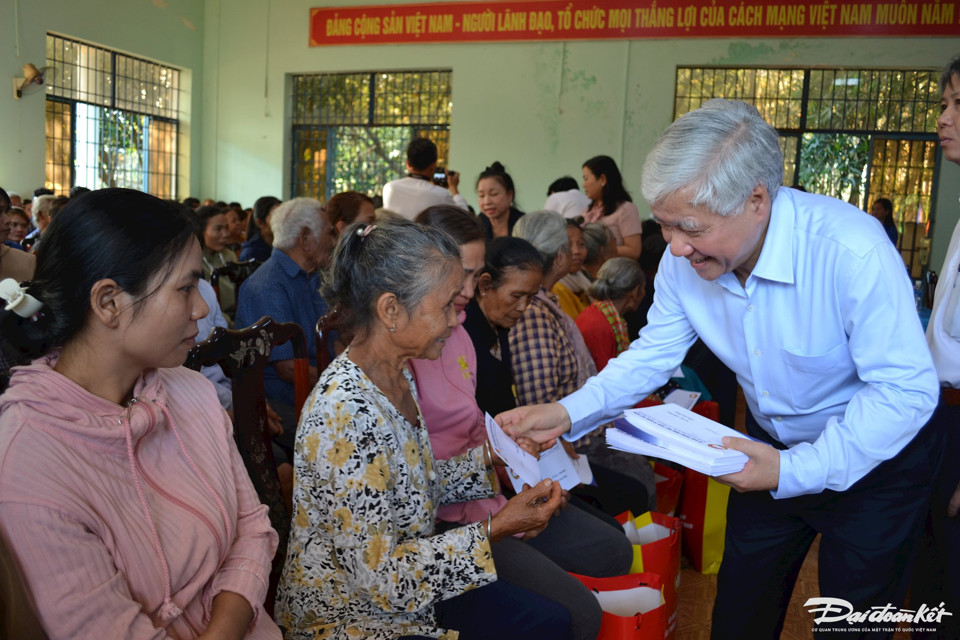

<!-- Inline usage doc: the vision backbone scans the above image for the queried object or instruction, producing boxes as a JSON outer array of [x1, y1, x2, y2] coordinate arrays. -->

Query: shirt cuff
[[772, 443, 826, 499], [203, 559, 271, 628]]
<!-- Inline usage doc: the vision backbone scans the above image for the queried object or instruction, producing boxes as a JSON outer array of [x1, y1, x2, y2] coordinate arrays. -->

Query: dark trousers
[[909, 398, 960, 640], [430, 576, 573, 640], [711, 412, 944, 640]]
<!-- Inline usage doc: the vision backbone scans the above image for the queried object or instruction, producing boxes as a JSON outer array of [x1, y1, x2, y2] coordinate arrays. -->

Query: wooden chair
[[314, 307, 341, 374], [210, 259, 262, 306], [184, 315, 310, 614]]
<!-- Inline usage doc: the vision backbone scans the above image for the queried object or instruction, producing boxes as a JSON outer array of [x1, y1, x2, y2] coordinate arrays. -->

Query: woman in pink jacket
[[0, 188, 281, 640]]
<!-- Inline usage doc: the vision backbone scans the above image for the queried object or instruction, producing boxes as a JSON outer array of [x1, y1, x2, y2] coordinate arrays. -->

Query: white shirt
[[559, 188, 938, 499], [926, 214, 960, 387], [382, 176, 469, 220], [544, 189, 592, 219]]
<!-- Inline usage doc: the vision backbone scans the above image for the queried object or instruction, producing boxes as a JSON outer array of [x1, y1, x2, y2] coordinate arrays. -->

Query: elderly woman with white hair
[[576, 257, 645, 372], [276, 219, 572, 640]]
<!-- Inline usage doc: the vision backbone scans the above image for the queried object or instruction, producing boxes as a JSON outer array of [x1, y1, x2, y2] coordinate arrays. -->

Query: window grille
[[290, 70, 452, 201], [45, 34, 181, 198], [675, 66, 941, 276]]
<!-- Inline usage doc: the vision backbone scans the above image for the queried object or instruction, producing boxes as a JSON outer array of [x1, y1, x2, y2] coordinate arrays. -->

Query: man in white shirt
[[382, 138, 469, 219], [499, 99, 942, 639], [544, 176, 591, 219], [911, 53, 960, 640]]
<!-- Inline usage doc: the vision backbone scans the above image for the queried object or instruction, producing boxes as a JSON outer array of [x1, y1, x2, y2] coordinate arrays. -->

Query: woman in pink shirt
[[0, 189, 281, 640], [581, 155, 643, 260]]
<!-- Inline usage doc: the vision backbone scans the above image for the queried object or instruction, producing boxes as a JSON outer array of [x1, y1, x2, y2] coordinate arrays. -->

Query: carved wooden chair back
[[184, 315, 309, 614], [314, 307, 342, 374], [210, 259, 262, 306]]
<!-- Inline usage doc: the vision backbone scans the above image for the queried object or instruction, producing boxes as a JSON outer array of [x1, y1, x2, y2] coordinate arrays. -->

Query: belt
[[943, 387, 960, 406]]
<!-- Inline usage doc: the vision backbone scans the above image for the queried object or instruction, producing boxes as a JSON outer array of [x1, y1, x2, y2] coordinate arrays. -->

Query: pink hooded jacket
[[0, 355, 281, 639]]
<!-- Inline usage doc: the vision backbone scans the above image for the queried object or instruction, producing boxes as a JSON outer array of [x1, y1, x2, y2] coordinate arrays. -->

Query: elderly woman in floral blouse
[[276, 219, 570, 640]]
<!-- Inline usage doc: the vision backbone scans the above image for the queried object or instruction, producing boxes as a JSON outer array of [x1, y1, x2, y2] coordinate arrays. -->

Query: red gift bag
[[570, 572, 668, 640], [678, 468, 730, 575], [649, 462, 684, 516], [615, 511, 682, 639]]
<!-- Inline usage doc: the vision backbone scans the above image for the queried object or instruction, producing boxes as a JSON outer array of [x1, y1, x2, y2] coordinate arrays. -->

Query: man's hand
[[496, 403, 572, 443], [265, 401, 284, 436], [715, 437, 780, 492], [447, 170, 460, 195]]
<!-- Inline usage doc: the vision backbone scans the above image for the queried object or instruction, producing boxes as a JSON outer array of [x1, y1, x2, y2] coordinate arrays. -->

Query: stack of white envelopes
[[606, 404, 750, 476]]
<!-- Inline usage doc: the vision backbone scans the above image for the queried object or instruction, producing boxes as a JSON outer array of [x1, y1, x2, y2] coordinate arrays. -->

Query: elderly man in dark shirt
[[236, 197, 337, 465]]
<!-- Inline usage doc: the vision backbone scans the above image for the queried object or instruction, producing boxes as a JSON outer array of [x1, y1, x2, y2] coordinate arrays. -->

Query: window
[[290, 70, 452, 201], [45, 34, 182, 199], [675, 67, 941, 276]]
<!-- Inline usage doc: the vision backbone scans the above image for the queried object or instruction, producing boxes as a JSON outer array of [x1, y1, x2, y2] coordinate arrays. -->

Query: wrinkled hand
[[715, 437, 780, 493], [496, 403, 571, 444], [265, 401, 284, 436], [490, 479, 563, 541], [948, 480, 960, 518]]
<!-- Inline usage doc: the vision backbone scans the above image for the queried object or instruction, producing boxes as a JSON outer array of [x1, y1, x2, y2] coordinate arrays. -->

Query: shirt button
[[429, 471, 437, 481], [754, 349, 761, 356], [774, 416, 782, 422], [762, 390, 769, 397], [747, 305, 754, 311]]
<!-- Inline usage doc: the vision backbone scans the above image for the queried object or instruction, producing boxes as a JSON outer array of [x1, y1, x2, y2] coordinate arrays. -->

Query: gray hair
[[323, 218, 461, 334], [641, 99, 783, 217], [589, 257, 645, 301], [582, 222, 614, 264], [512, 210, 569, 267], [270, 197, 326, 250], [33, 194, 56, 222]]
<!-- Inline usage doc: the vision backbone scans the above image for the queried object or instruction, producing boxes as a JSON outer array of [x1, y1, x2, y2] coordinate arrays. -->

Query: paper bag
[[615, 511, 681, 639], [678, 468, 730, 575], [649, 462, 683, 516], [570, 572, 668, 640]]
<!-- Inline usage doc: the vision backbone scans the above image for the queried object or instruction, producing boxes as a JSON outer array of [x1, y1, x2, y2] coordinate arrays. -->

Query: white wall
[[0, 0, 205, 198]]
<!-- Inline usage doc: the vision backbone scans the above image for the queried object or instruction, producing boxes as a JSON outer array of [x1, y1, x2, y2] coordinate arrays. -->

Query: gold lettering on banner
[[574, 6, 606, 29], [462, 10, 496, 32], [497, 9, 527, 31], [635, 6, 676, 28], [677, 5, 698, 29], [428, 14, 453, 33], [326, 16, 352, 36], [700, 4, 725, 26], [529, 11, 555, 32], [876, 2, 919, 25], [729, 4, 763, 26], [839, 3, 872, 24], [766, 4, 807, 27], [921, 2, 955, 24]]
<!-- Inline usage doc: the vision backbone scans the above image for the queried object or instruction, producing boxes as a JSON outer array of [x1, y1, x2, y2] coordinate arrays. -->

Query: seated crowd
[[0, 136, 658, 640], [2, 84, 951, 640]]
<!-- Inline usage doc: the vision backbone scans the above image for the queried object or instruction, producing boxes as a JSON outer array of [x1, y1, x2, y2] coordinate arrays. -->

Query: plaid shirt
[[509, 289, 581, 406]]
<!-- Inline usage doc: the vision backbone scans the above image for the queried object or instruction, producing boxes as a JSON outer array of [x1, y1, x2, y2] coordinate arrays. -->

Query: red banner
[[309, 0, 960, 46]]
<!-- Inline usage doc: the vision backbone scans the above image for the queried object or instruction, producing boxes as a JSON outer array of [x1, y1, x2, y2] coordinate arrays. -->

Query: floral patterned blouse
[[275, 351, 499, 640]]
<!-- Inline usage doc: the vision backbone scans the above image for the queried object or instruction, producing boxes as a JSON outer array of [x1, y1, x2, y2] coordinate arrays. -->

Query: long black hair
[[583, 155, 632, 217], [0, 188, 196, 365]]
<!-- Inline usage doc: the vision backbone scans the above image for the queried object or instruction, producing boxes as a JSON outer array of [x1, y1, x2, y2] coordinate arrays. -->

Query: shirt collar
[[273, 247, 310, 279], [744, 187, 796, 286]]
